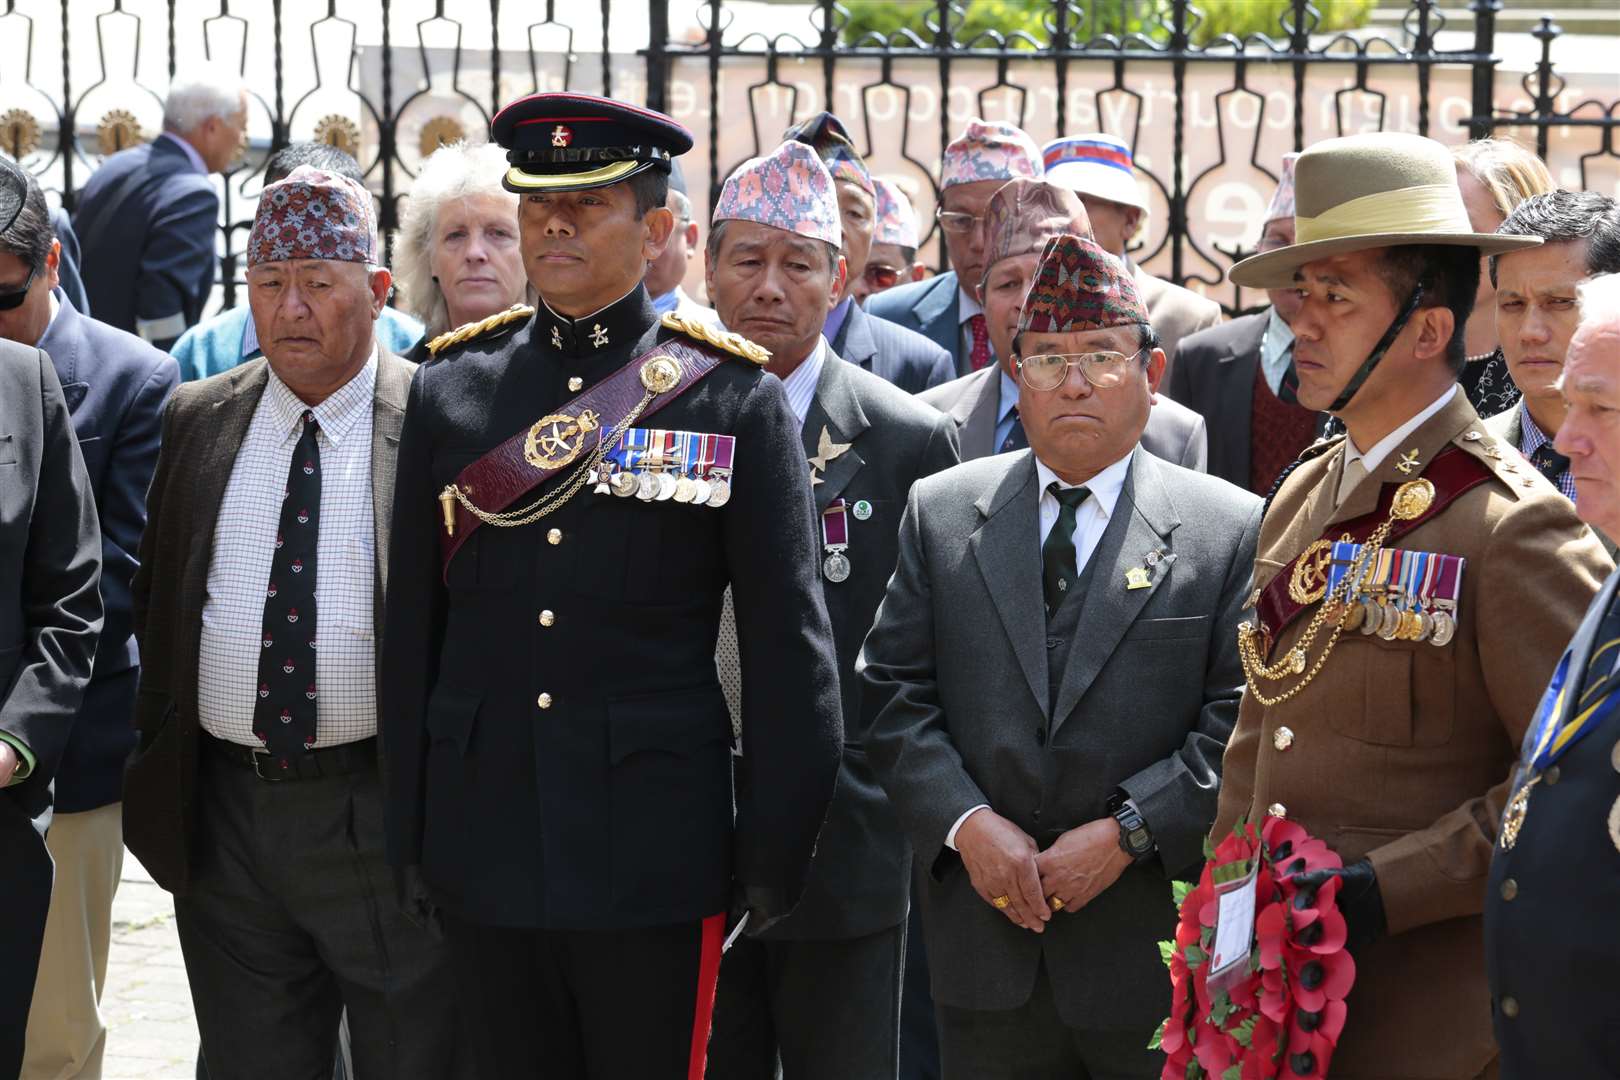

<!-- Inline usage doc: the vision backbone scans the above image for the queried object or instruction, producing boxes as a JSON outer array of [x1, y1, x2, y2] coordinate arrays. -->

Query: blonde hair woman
[[394, 142, 533, 360], [1452, 138, 1556, 417]]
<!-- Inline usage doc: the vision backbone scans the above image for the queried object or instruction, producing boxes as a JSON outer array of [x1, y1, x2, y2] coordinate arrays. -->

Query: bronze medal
[[673, 477, 697, 503], [611, 472, 639, 498], [1342, 601, 1366, 633]]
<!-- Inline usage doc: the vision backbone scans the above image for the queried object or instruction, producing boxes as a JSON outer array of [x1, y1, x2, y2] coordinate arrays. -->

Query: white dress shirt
[[1259, 307, 1296, 396], [944, 446, 1137, 851], [1337, 384, 1457, 505], [778, 337, 828, 428], [198, 353, 379, 748]]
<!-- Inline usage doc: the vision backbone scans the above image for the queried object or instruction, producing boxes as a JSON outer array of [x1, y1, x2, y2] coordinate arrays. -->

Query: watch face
[[1126, 827, 1152, 855]]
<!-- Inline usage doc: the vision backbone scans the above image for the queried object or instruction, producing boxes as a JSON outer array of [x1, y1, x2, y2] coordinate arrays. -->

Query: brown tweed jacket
[[1212, 390, 1613, 1080], [123, 351, 414, 895]]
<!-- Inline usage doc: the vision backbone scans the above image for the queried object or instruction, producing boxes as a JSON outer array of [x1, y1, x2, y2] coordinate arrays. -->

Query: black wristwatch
[[1108, 792, 1155, 861]]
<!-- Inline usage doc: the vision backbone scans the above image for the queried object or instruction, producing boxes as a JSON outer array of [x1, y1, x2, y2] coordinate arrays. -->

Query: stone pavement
[[101, 853, 196, 1080]]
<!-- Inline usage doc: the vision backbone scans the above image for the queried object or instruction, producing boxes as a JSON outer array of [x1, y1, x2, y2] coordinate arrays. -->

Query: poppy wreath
[[1153, 816, 1356, 1080]]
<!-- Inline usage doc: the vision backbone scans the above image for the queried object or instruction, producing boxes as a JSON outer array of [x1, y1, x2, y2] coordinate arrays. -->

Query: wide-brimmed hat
[[1228, 132, 1540, 289], [1042, 134, 1149, 213]]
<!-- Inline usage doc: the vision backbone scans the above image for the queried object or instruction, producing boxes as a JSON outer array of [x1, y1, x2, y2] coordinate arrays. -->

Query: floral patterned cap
[[941, 119, 1043, 188], [1264, 152, 1301, 224], [1016, 233, 1148, 336], [982, 178, 1093, 279], [713, 141, 843, 248], [783, 111, 873, 195], [248, 166, 378, 268], [873, 177, 919, 247]]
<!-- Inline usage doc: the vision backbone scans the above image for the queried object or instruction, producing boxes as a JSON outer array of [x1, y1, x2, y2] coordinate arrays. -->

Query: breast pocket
[[332, 538, 375, 634], [0, 433, 15, 465], [1324, 637, 1452, 748]]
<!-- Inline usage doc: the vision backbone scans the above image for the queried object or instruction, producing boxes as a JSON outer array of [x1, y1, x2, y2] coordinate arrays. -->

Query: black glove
[[727, 884, 792, 941], [1290, 859, 1385, 951], [393, 864, 442, 939]]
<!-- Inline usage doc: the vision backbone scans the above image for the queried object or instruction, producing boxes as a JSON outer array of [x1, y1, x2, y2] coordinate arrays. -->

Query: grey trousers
[[935, 960, 1159, 1080], [706, 921, 905, 1080], [174, 745, 469, 1080]]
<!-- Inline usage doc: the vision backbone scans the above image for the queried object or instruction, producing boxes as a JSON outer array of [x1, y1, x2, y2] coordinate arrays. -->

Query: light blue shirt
[[1259, 306, 1295, 396], [994, 368, 1021, 452], [171, 305, 425, 382]]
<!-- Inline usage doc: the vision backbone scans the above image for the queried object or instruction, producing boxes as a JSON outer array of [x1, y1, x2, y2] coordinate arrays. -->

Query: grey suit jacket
[[865, 271, 966, 375], [857, 448, 1260, 1029], [124, 350, 414, 895], [1133, 265, 1223, 371], [919, 364, 1209, 471], [831, 300, 955, 394]]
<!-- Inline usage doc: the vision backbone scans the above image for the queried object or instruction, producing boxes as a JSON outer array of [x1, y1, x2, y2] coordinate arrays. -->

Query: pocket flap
[[1124, 615, 1210, 642], [608, 686, 728, 765], [426, 685, 482, 755]]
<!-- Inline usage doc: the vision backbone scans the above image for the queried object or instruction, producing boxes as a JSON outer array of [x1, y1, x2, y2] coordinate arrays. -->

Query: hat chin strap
[[1327, 280, 1428, 414]]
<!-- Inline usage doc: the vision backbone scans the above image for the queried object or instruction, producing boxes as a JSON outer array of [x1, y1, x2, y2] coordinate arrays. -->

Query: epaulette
[[426, 304, 536, 357], [1262, 434, 1345, 520], [660, 311, 771, 366]]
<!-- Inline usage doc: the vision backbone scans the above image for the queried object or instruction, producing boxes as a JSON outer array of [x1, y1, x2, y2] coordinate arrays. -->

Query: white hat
[[1041, 134, 1149, 213]]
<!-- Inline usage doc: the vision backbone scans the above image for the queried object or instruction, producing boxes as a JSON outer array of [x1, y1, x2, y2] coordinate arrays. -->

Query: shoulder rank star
[[1395, 448, 1422, 475], [808, 426, 851, 485]]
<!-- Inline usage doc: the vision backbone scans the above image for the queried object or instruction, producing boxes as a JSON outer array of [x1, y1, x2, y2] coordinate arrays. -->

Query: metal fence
[[0, 0, 1615, 314]]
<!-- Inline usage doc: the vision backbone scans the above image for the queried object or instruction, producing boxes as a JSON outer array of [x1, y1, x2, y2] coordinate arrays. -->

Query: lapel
[[969, 452, 1049, 717], [193, 359, 271, 576], [1213, 315, 1266, 478], [38, 291, 88, 408], [1050, 450, 1181, 731], [837, 303, 877, 369], [801, 353, 870, 511], [1327, 390, 1479, 528], [915, 273, 961, 355], [958, 367, 1001, 459], [371, 351, 410, 596]]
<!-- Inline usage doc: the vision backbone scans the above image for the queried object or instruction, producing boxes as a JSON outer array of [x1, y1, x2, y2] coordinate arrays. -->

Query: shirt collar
[[1259, 307, 1295, 394], [159, 131, 208, 175], [262, 348, 378, 446], [823, 296, 855, 344], [651, 288, 680, 314], [242, 310, 262, 358], [957, 283, 983, 323], [1035, 446, 1133, 521], [1344, 384, 1457, 474], [1518, 404, 1554, 457], [779, 337, 828, 426], [41, 289, 61, 344], [537, 284, 654, 359], [998, 367, 1020, 424]]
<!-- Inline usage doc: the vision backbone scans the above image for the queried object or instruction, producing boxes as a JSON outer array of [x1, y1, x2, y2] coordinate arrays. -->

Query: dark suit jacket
[[1485, 567, 1620, 1078], [74, 136, 218, 348], [831, 302, 954, 394], [381, 290, 842, 931], [124, 351, 413, 896], [48, 208, 91, 316], [758, 352, 959, 942], [858, 449, 1260, 1030], [37, 291, 178, 811], [866, 271, 967, 376], [919, 363, 1209, 471]]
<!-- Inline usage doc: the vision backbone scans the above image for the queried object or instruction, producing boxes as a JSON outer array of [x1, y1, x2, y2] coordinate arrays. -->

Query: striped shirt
[[779, 336, 829, 427], [1518, 406, 1578, 504]]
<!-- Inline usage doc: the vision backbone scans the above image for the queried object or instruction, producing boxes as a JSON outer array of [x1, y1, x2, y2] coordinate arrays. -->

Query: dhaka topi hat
[[491, 92, 693, 195], [1264, 152, 1301, 226], [941, 119, 1043, 189], [1042, 134, 1149, 212], [1228, 132, 1542, 289], [783, 112, 873, 196], [713, 141, 842, 249], [1017, 233, 1148, 337], [981, 178, 1093, 283], [247, 166, 378, 268], [873, 177, 919, 248], [0, 155, 25, 235]]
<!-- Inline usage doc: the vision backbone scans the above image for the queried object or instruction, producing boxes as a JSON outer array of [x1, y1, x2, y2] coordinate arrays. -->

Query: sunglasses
[[863, 263, 901, 289], [1017, 348, 1146, 392], [0, 265, 37, 312]]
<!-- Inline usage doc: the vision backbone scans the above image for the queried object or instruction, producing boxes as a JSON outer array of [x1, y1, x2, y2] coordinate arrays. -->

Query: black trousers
[[900, 893, 941, 1080], [935, 960, 1159, 1080], [706, 921, 905, 1079], [174, 744, 468, 1080], [0, 810, 52, 1079], [444, 909, 726, 1080]]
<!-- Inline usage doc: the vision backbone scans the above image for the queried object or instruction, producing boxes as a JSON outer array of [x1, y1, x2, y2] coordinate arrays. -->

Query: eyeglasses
[[0, 265, 38, 312], [1017, 348, 1145, 392], [863, 263, 901, 289], [934, 210, 980, 236]]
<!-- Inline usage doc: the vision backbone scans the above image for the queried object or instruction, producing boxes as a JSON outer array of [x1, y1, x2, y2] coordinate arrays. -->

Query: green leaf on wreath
[[1187, 1060, 1206, 1080], [1159, 940, 1176, 968], [1233, 1015, 1257, 1048], [1203, 833, 1217, 861], [1223, 1067, 1243, 1080], [1148, 1018, 1167, 1050], [1185, 944, 1206, 969], [1172, 880, 1194, 906]]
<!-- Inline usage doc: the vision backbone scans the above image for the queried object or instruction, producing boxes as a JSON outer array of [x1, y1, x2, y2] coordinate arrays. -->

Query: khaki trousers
[[22, 803, 124, 1080]]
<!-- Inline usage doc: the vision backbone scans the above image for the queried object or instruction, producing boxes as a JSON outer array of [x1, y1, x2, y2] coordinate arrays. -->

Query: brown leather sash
[[1254, 446, 1492, 655], [439, 335, 736, 576]]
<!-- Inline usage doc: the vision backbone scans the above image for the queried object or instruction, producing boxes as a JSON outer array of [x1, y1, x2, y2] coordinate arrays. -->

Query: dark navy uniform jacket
[[830, 301, 953, 395], [382, 285, 843, 932], [1485, 566, 1620, 1078], [73, 135, 217, 348]]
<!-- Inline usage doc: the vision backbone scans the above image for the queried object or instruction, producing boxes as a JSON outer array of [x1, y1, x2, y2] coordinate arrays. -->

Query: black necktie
[[1530, 442, 1570, 486], [1042, 483, 1091, 616], [1277, 342, 1300, 405], [1000, 408, 1028, 453], [254, 411, 320, 765]]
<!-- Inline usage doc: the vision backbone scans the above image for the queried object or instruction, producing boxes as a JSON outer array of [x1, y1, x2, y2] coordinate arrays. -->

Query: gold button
[[1611, 740, 1620, 773], [567, 376, 583, 392], [1544, 765, 1560, 786], [547, 528, 563, 546], [1500, 996, 1519, 1019], [1272, 726, 1295, 752], [539, 610, 555, 628], [1267, 802, 1287, 819], [1499, 878, 1518, 902], [537, 692, 552, 709]]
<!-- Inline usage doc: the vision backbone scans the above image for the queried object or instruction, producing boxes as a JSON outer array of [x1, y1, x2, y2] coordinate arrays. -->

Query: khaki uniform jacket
[[1212, 391, 1613, 1080]]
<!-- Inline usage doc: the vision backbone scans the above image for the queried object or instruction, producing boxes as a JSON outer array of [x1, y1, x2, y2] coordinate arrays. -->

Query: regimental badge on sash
[[589, 428, 736, 509], [1324, 543, 1465, 645]]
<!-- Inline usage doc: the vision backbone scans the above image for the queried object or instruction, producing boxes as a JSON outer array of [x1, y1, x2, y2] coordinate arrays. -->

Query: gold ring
[[1049, 896, 1066, 912], [991, 894, 1011, 909]]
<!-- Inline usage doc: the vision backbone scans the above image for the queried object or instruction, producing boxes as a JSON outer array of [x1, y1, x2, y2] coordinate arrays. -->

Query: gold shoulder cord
[[438, 357, 683, 532], [426, 304, 536, 357], [659, 312, 772, 365], [1237, 479, 1434, 707]]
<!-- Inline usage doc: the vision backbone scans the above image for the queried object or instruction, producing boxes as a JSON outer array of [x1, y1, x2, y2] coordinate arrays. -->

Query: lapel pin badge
[[1126, 566, 1152, 590]]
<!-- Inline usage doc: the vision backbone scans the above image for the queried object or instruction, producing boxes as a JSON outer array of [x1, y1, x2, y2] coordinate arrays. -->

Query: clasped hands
[[955, 809, 1131, 932]]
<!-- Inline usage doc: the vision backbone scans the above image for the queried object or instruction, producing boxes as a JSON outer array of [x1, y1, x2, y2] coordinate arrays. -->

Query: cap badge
[[551, 124, 572, 148]]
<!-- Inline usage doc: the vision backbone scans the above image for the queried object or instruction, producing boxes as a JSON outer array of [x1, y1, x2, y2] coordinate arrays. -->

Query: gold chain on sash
[[1237, 479, 1434, 706]]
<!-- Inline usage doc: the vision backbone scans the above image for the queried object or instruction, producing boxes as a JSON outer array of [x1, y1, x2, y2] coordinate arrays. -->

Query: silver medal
[[823, 549, 851, 583]]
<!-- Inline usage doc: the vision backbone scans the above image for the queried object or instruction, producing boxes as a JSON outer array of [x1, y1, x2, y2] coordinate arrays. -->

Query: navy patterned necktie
[[1277, 342, 1301, 405], [1530, 442, 1571, 486], [1000, 407, 1028, 453], [254, 411, 321, 764], [1041, 483, 1091, 617]]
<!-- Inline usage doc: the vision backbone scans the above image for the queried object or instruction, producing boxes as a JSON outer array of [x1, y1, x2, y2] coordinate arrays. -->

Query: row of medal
[[1325, 541, 1465, 646], [588, 428, 736, 508]]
